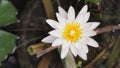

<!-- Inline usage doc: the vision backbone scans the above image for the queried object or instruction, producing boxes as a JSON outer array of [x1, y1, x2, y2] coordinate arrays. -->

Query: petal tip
[[58, 6, 63, 10], [61, 54, 65, 59], [68, 6, 74, 12], [80, 5, 88, 13], [58, 6, 62, 11], [87, 12, 90, 15], [83, 56, 87, 61], [69, 6, 73, 8], [56, 13, 58, 16], [83, 5, 88, 10], [46, 19, 50, 23], [84, 5, 88, 8], [94, 44, 99, 48], [41, 35, 56, 43], [97, 22, 101, 26], [41, 38, 48, 43], [81, 53, 87, 61], [41, 39, 44, 42]]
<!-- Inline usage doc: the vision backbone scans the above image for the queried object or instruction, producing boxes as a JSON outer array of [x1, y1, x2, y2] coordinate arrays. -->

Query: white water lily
[[42, 5, 100, 60]]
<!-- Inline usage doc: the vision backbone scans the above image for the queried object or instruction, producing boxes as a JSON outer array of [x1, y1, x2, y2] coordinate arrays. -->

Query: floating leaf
[[0, 0, 17, 26], [85, 0, 99, 3], [0, 30, 17, 62]]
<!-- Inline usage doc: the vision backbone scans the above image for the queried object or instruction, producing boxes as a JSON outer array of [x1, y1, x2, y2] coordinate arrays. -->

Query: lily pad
[[0, 30, 17, 62], [0, 0, 17, 26], [86, 0, 99, 3]]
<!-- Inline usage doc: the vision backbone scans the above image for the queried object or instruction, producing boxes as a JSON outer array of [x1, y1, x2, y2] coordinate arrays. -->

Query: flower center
[[63, 22, 82, 42], [70, 30, 75, 35]]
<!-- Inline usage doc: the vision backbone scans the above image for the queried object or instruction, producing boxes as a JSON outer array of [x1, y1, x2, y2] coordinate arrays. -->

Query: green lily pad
[[0, 30, 17, 62], [86, 0, 99, 3], [0, 0, 17, 26]]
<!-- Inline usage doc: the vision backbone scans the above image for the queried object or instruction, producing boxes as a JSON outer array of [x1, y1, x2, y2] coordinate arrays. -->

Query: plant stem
[[95, 25, 120, 34], [64, 51, 77, 68], [27, 43, 46, 55], [105, 35, 120, 68], [56, 0, 61, 6], [42, 0, 55, 19]]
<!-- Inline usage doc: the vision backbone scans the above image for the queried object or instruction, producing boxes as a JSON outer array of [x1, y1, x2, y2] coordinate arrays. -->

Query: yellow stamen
[[63, 22, 82, 42]]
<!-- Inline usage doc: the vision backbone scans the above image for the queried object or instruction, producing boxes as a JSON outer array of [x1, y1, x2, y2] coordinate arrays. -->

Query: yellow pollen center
[[63, 22, 82, 42]]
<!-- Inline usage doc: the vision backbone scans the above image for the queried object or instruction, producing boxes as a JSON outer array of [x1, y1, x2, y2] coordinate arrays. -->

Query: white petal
[[87, 37, 99, 47], [78, 36, 89, 44], [78, 52, 87, 60], [83, 30, 97, 37], [49, 30, 62, 38], [81, 44, 89, 53], [74, 42, 83, 49], [88, 22, 100, 30], [81, 23, 92, 31], [68, 6, 75, 23], [70, 45, 77, 56], [41, 35, 56, 43], [75, 41, 88, 53], [46, 19, 59, 29], [52, 38, 63, 46], [81, 12, 90, 24], [75, 5, 88, 23], [58, 6, 67, 18], [57, 23, 66, 29], [79, 5, 88, 14], [56, 13, 67, 24], [61, 42, 70, 59], [75, 13, 86, 24]]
